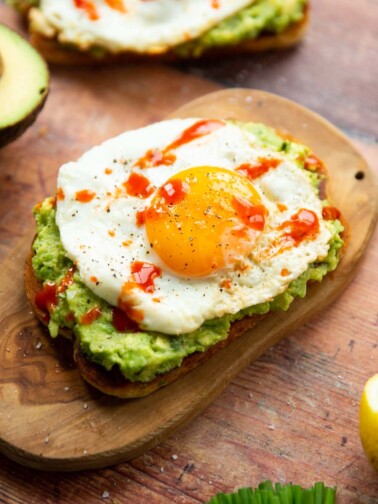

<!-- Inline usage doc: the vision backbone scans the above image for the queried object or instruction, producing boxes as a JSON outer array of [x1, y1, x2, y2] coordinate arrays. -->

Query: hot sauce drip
[[280, 209, 319, 246], [232, 197, 266, 231], [104, 0, 126, 13], [159, 179, 190, 205], [123, 172, 154, 199], [134, 149, 177, 169], [220, 279, 232, 289], [35, 267, 76, 320], [112, 307, 138, 332], [134, 119, 224, 169], [304, 154, 325, 174], [136, 209, 146, 227], [236, 158, 281, 180], [57, 267, 76, 294], [35, 282, 57, 319], [117, 262, 161, 323], [117, 299, 144, 323], [322, 206, 341, 221], [80, 306, 101, 325], [167, 119, 224, 151], [76, 189, 96, 203], [130, 261, 161, 293], [73, 0, 99, 20], [57, 187, 65, 201]]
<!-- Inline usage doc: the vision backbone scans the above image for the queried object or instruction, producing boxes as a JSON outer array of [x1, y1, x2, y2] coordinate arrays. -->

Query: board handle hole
[[355, 171, 365, 180]]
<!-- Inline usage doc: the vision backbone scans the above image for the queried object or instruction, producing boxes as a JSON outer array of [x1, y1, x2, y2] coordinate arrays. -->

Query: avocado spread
[[8, 0, 307, 57], [176, 0, 308, 57], [32, 122, 343, 383]]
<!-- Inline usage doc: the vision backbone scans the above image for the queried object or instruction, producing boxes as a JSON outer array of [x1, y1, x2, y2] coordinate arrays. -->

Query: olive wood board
[[0, 89, 376, 472]]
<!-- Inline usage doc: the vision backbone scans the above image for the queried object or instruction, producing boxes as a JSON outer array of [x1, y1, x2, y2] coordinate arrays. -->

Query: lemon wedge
[[360, 374, 378, 471]]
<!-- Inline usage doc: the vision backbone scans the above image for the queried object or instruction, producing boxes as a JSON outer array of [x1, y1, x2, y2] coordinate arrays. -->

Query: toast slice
[[17, 4, 309, 64]]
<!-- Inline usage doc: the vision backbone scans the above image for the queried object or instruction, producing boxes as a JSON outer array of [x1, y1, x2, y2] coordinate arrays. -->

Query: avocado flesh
[[0, 23, 49, 148]]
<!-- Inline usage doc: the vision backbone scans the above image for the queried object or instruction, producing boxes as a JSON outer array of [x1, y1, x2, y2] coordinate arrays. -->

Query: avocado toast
[[25, 120, 345, 398], [8, 0, 309, 64]]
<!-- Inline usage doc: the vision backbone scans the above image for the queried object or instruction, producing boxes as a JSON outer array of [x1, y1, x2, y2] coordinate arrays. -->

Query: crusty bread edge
[[24, 249, 263, 398], [26, 10, 309, 65]]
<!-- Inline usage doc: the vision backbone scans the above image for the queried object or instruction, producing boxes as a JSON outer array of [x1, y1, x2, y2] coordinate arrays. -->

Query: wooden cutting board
[[0, 86, 377, 471]]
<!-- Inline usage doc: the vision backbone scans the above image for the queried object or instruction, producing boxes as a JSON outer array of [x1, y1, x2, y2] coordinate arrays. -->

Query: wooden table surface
[[0, 1, 377, 503]]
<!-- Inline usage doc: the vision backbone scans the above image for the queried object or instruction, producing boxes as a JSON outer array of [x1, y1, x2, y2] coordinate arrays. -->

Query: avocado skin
[[0, 23, 49, 148], [0, 89, 48, 148]]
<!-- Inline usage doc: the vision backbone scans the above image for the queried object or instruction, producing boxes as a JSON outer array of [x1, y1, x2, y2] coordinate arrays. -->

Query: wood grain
[[0, 88, 377, 473], [0, 0, 378, 502]]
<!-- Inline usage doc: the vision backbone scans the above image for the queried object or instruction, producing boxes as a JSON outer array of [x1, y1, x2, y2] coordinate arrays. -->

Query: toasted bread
[[21, 7, 309, 65], [24, 250, 263, 398]]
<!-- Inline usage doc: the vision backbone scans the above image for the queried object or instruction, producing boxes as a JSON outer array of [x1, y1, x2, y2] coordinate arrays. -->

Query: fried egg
[[56, 118, 332, 335], [32, 0, 254, 53]]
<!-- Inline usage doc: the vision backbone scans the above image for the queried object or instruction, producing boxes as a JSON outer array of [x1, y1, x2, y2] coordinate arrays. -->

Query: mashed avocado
[[176, 0, 308, 57], [8, 0, 307, 57], [32, 122, 343, 383]]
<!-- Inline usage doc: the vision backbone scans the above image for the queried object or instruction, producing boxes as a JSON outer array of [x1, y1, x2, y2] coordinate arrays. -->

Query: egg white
[[35, 0, 254, 53], [56, 119, 332, 335]]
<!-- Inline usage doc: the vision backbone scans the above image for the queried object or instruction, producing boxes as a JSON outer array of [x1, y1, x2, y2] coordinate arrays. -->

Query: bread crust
[[25, 9, 309, 65], [24, 250, 263, 398]]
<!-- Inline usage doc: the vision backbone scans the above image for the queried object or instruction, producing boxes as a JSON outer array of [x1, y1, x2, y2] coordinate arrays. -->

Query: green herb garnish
[[206, 481, 336, 504]]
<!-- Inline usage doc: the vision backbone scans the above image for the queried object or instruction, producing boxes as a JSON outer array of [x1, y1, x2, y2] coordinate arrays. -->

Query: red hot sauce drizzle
[[76, 189, 96, 203], [136, 178, 190, 225], [123, 172, 154, 199], [134, 149, 176, 169], [73, 0, 99, 20], [236, 158, 281, 181], [130, 261, 161, 293], [134, 119, 224, 169], [304, 154, 325, 174], [80, 306, 101, 325], [232, 196, 266, 232], [35, 283, 57, 321], [117, 299, 144, 324], [112, 307, 139, 332], [117, 261, 162, 325], [159, 179, 190, 205], [136, 209, 146, 227], [280, 209, 319, 246], [35, 267, 76, 321], [57, 187, 65, 201], [322, 206, 341, 221], [104, 0, 126, 13], [57, 267, 76, 294]]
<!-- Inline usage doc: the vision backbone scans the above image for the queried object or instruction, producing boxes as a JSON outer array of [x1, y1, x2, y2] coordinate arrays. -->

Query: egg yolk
[[144, 167, 266, 277]]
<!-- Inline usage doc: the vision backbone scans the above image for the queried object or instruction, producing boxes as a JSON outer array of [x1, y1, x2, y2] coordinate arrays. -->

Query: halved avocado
[[0, 23, 49, 148]]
